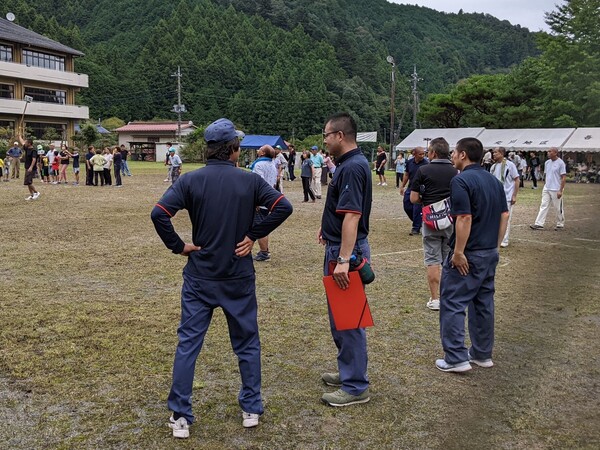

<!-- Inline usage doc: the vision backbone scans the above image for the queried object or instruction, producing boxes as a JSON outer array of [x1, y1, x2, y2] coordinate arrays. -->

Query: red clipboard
[[323, 271, 374, 331]]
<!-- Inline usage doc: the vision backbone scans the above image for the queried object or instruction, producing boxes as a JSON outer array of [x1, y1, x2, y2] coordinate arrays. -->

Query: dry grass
[[0, 162, 599, 449]]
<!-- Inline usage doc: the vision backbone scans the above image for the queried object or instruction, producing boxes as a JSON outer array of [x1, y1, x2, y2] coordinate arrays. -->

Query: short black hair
[[494, 146, 506, 155], [429, 137, 450, 159], [206, 138, 240, 161], [325, 112, 357, 140], [456, 137, 484, 163]]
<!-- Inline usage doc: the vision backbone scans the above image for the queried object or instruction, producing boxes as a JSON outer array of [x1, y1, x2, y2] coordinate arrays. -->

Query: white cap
[[14, 141, 18, 145]]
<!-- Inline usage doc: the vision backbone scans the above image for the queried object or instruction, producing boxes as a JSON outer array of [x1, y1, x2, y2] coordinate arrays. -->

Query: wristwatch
[[337, 256, 350, 264]]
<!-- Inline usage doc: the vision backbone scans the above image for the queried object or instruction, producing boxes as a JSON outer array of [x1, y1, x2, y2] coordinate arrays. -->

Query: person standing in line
[[3, 153, 10, 181], [400, 147, 429, 235], [490, 147, 520, 248], [251, 145, 278, 262], [310, 145, 324, 199], [395, 152, 405, 188], [85, 146, 95, 186], [58, 145, 70, 184], [71, 147, 81, 185], [530, 147, 567, 231], [102, 147, 113, 186], [7, 141, 22, 179], [120, 144, 132, 176], [151, 117, 292, 438], [112, 146, 123, 187], [287, 144, 296, 181], [18, 137, 40, 200], [529, 151, 540, 189], [169, 148, 182, 184], [90, 149, 106, 186], [410, 137, 458, 311], [436, 137, 509, 373], [300, 150, 316, 203], [375, 145, 388, 186], [50, 150, 60, 184], [318, 112, 373, 407]]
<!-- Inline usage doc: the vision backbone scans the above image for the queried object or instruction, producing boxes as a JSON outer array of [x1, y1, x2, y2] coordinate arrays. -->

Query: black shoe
[[529, 224, 544, 230]]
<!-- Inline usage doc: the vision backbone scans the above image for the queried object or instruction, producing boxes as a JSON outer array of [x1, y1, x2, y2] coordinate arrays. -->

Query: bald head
[[258, 145, 275, 158]]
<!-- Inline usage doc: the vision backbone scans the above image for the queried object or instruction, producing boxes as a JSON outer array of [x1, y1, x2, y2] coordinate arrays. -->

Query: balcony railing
[[0, 98, 89, 120], [0, 60, 88, 88]]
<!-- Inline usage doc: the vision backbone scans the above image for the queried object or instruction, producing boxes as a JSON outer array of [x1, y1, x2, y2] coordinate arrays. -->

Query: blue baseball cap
[[311, 145, 318, 151], [204, 118, 245, 144]]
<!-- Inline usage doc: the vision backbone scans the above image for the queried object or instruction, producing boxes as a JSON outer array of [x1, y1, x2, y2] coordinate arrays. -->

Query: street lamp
[[386, 56, 396, 162]]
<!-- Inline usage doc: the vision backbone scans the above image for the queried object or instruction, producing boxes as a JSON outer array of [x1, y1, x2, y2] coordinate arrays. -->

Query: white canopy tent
[[395, 128, 485, 152], [561, 128, 600, 153], [478, 128, 576, 152]]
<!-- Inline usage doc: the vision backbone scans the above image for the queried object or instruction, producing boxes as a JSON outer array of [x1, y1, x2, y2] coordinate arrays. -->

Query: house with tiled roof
[[115, 121, 197, 162], [0, 16, 88, 144]]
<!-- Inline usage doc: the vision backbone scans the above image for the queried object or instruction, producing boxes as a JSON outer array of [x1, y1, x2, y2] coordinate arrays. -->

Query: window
[[24, 87, 66, 104], [0, 84, 14, 99], [22, 49, 65, 71], [25, 122, 66, 140], [147, 136, 160, 142], [0, 45, 12, 62]]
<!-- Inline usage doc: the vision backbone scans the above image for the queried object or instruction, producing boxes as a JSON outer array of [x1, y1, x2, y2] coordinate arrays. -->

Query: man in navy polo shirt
[[436, 137, 509, 373], [151, 118, 292, 438], [318, 112, 372, 407], [400, 147, 428, 235]]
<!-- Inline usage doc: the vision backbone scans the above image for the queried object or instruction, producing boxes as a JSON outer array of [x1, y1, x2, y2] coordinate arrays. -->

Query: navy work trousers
[[324, 239, 370, 396], [403, 190, 423, 232], [168, 273, 263, 424], [439, 248, 500, 364]]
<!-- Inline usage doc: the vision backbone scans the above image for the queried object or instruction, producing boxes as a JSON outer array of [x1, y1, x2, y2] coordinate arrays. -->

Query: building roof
[[115, 122, 196, 133], [0, 17, 84, 57]]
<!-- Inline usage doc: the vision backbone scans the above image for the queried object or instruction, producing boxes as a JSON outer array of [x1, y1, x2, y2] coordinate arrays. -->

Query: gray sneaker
[[321, 372, 341, 387], [254, 251, 271, 261], [435, 359, 472, 373], [468, 351, 494, 368], [321, 388, 370, 407]]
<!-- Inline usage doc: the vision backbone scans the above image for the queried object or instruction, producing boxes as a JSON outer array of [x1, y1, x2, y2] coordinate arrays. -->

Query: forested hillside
[[3, 0, 540, 138]]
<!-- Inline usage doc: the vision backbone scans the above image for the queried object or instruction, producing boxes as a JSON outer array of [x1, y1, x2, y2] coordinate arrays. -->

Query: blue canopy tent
[[240, 135, 288, 150]]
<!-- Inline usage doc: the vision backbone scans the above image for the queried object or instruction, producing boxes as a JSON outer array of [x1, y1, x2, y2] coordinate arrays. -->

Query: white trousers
[[311, 167, 322, 197], [534, 189, 565, 228], [502, 202, 513, 245]]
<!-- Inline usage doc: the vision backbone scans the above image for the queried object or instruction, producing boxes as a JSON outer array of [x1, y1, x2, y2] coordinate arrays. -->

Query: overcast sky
[[389, 0, 558, 32]]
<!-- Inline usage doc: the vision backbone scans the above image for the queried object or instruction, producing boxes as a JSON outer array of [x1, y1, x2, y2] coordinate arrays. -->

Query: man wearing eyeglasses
[[310, 145, 324, 199], [317, 113, 373, 407]]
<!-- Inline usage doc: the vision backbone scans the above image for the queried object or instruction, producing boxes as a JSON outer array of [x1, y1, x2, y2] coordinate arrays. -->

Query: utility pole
[[411, 65, 422, 130], [386, 56, 396, 164], [171, 66, 185, 145]]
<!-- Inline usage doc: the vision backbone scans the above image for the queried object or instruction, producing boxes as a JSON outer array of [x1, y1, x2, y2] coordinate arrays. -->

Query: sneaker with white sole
[[168, 416, 189, 438], [25, 195, 33, 201], [500, 242, 508, 248], [242, 411, 259, 428], [426, 298, 440, 310], [321, 372, 342, 387], [321, 388, 370, 407], [254, 251, 271, 262], [468, 351, 494, 368], [381, 182, 387, 186], [32, 192, 40, 200], [435, 359, 472, 373]]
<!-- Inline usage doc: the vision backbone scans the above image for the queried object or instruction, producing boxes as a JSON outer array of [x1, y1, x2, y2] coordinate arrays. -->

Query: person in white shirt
[[490, 147, 520, 247], [518, 151, 527, 188], [530, 147, 566, 230], [482, 149, 492, 171]]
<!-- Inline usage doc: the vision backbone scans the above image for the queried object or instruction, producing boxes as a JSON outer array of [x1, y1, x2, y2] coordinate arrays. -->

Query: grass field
[[1, 161, 599, 449]]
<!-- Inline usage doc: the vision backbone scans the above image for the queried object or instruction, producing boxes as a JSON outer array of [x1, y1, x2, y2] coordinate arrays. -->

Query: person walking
[[18, 137, 40, 200], [168, 148, 182, 184], [151, 117, 292, 438], [395, 153, 405, 188], [530, 147, 567, 231], [490, 147, 520, 247], [250, 145, 277, 262], [400, 147, 428, 235], [375, 145, 388, 186], [529, 151, 540, 189], [410, 137, 458, 311], [318, 112, 372, 407], [436, 137, 508, 373]]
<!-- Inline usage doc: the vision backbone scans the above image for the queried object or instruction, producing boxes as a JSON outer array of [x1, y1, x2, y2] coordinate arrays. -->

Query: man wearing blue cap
[[151, 118, 293, 438], [310, 145, 324, 199]]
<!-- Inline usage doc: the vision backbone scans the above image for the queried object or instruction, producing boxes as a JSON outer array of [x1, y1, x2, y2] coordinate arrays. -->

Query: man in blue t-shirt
[[318, 112, 372, 407], [151, 118, 292, 437], [436, 137, 509, 373], [400, 147, 428, 235]]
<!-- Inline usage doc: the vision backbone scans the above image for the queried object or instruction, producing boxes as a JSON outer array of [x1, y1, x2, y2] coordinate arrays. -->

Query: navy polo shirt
[[405, 158, 429, 191], [321, 148, 372, 243], [449, 164, 508, 251], [151, 159, 292, 280]]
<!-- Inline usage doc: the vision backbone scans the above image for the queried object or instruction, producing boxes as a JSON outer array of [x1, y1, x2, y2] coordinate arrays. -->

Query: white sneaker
[[377, 182, 382, 186], [382, 182, 387, 186], [500, 242, 508, 248], [242, 411, 259, 428], [426, 298, 440, 310], [468, 351, 494, 368], [164, 179, 170, 182], [32, 192, 40, 200], [169, 416, 189, 438], [25, 195, 33, 201]]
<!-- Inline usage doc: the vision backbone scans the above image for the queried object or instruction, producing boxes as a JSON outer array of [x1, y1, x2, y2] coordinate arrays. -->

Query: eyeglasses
[[322, 130, 342, 138]]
